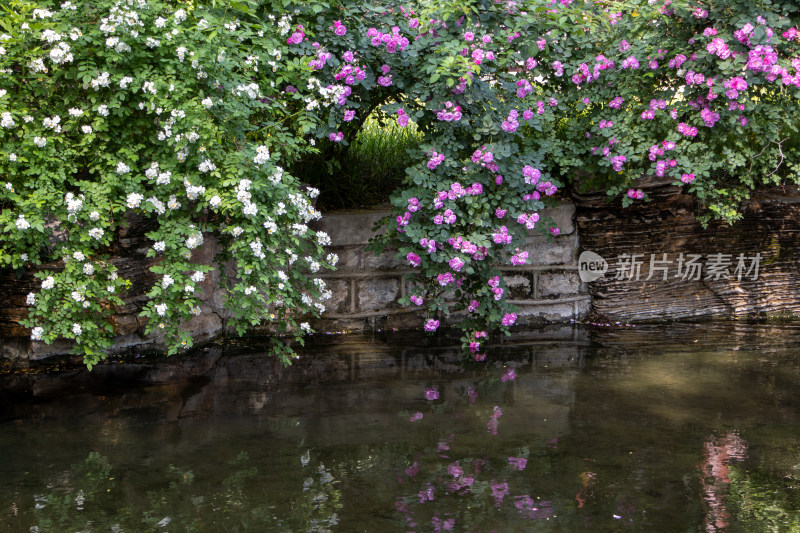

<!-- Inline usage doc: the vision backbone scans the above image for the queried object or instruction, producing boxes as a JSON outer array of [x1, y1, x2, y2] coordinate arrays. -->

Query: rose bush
[[0, 0, 336, 367], [286, 0, 800, 356], [3, 0, 800, 366]]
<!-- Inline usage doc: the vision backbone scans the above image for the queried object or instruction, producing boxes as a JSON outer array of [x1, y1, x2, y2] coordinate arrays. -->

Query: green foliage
[[4, 0, 800, 362], [0, 0, 335, 366], [280, 0, 800, 354], [293, 113, 422, 210]]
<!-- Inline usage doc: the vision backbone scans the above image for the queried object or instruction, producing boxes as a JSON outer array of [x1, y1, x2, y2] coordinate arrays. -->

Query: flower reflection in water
[[514, 495, 554, 519], [487, 405, 503, 435], [701, 432, 748, 532], [508, 457, 527, 471], [392, 373, 555, 532]]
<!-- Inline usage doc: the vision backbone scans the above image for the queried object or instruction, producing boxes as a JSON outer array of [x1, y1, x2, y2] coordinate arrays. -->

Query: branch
[[748, 137, 788, 177], [765, 137, 788, 178]]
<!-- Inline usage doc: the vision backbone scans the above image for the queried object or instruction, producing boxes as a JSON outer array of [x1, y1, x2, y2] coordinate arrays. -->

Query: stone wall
[[0, 204, 589, 360], [0, 216, 229, 360], [574, 177, 800, 321], [7, 182, 800, 362], [306, 204, 590, 333]]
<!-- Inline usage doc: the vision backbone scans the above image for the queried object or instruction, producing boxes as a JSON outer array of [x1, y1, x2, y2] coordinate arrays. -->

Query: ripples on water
[[2, 323, 800, 532]]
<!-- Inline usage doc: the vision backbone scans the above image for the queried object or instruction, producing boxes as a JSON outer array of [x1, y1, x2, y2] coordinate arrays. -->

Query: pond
[[1, 323, 800, 532]]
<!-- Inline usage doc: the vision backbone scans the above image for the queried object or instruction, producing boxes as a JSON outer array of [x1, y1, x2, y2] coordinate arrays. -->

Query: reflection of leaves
[[728, 466, 800, 531], [168, 464, 195, 486], [224, 451, 259, 492], [28, 452, 119, 533], [290, 462, 344, 533], [20, 447, 353, 532], [83, 451, 113, 481]]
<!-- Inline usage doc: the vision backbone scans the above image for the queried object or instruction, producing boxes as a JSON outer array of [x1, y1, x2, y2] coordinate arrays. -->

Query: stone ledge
[[506, 295, 591, 305], [313, 202, 575, 247], [318, 296, 591, 321]]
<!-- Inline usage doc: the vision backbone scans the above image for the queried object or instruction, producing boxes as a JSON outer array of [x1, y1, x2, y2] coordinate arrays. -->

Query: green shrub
[[0, 0, 334, 367]]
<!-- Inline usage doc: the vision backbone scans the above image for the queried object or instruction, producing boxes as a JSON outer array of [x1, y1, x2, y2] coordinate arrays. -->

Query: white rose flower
[[317, 231, 331, 246], [242, 202, 258, 216], [186, 232, 203, 249], [49, 42, 73, 64], [198, 159, 216, 173], [0, 112, 14, 128], [15, 215, 30, 230], [253, 145, 270, 165], [126, 192, 144, 208]]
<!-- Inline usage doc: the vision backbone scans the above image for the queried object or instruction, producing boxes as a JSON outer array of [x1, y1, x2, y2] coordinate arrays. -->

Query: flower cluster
[[2, 0, 334, 367], [6, 0, 800, 365]]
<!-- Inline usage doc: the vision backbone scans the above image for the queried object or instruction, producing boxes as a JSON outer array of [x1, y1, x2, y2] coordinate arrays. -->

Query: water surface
[[2, 323, 800, 532]]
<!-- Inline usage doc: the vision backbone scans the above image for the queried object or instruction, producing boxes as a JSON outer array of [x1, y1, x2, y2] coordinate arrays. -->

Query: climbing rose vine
[[285, 0, 800, 356], [3, 0, 800, 365], [0, 0, 335, 367]]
